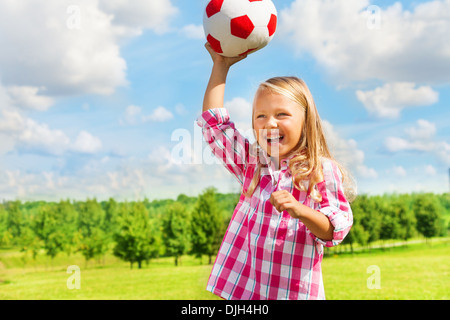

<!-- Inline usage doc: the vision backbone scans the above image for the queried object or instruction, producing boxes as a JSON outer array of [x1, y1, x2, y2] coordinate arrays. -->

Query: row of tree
[[0, 188, 236, 268], [0, 189, 448, 267], [344, 193, 449, 250]]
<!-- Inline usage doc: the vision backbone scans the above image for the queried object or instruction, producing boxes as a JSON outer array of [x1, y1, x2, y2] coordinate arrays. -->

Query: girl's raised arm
[[202, 43, 247, 113]]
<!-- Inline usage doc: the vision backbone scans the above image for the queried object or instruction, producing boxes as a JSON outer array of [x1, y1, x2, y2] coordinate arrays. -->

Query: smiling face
[[253, 88, 305, 163]]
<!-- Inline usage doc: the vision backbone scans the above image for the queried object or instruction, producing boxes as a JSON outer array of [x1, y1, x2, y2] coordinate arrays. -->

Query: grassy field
[[323, 240, 449, 300], [0, 240, 448, 300]]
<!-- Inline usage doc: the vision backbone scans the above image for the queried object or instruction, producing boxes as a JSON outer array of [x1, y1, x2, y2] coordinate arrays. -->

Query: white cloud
[[0, 142, 232, 201], [181, 24, 205, 39], [121, 105, 175, 124], [385, 136, 421, 152], [0, 110, 24, 134], [0, 0, 179, 97], [356, 82, 439, 119], [175, 103, 188, 116], [384, 136, 436, 153], [225, 97, 253, 122], [322, 120, 377, 179], [126, 105, 142, 117], [143, 106, 174, 122], [5, 86, 54, 111], [405, 119, 437, 140], [43, 172, 56, 190], [435, 141, 450, 166], [224, 97, 253, 138], [392, 165, 407, 177], [0, 1, 127, 96], [385, 119, 437, 152], [98, 0, 179, 35], [384, 119, 450, 166], [424, 165, 436, 176], [120, 105, 142, 125], [0, 109, 102, 156], [72, 131, 103, 154], [279, 0, 450, 84], [17, 116, 72, 156]]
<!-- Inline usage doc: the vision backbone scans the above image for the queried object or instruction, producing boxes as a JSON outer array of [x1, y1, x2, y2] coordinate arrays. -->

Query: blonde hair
[[245, 76, 356, 203]]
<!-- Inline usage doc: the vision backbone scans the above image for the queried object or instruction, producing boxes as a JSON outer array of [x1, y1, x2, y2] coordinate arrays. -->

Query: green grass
[[323, 241, 449, 300], [1, 241, 448, 300], [0, 254, 219, 300]]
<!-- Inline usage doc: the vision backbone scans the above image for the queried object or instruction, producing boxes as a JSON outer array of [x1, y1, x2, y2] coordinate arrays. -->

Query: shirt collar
[[259, 149, 296, 184]]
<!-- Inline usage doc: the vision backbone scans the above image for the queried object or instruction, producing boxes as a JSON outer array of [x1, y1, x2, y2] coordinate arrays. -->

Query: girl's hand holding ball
[[205, 42, 247, 68]]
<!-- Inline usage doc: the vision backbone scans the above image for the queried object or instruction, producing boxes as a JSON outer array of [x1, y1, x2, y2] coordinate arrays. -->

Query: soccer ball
[[203, 0, 278, 57]]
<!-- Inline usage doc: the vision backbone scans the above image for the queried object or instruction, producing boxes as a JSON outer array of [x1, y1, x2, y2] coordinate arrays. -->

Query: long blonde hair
[[245, 76, 356, 203]]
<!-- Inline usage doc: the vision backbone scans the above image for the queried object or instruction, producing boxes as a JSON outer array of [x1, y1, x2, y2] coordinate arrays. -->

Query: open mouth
[[266, 135, 284, 144]]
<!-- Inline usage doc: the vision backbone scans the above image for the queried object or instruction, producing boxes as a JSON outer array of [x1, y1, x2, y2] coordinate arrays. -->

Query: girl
[[197, 43, 355, 300]]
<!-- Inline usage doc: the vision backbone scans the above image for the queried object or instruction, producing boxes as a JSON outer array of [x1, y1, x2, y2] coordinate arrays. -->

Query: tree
[[379, 197, 401, 242], [78, 227, 108, 266], [113, 202, 158, 269], [392, 194, 416, 241], [77, 199, 105, 236], [162, 202, 190, 266], [359, 195, 382, 247], [77, 199, 108, 264], [413, 193, 443, 240], [102, 198, 120, 236], [5, 201, 23, 243], [18, 226, 42, 266], [45, 229, 66, 261], [55, 200, 78, 257], [343, 195, 368, 251], [350, 224, 369, 249], [0, 204, 13, 247], [33, 204, 65, 261], [191, 187, 223, 264]]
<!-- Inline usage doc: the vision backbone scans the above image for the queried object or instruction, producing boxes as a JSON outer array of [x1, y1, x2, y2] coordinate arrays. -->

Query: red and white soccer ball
[[203, 0, 278, 57]]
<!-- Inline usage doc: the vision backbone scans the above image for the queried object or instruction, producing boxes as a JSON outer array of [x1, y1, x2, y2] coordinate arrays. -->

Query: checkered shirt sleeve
[[315, 159, 353, 247], [196, 108, 252, 186]]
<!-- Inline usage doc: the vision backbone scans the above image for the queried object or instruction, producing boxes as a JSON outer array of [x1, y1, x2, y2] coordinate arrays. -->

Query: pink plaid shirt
[[197, 108, 353, 300]]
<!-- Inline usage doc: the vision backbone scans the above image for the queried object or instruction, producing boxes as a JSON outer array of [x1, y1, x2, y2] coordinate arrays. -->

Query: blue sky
[[0, 0, 449, 201]]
